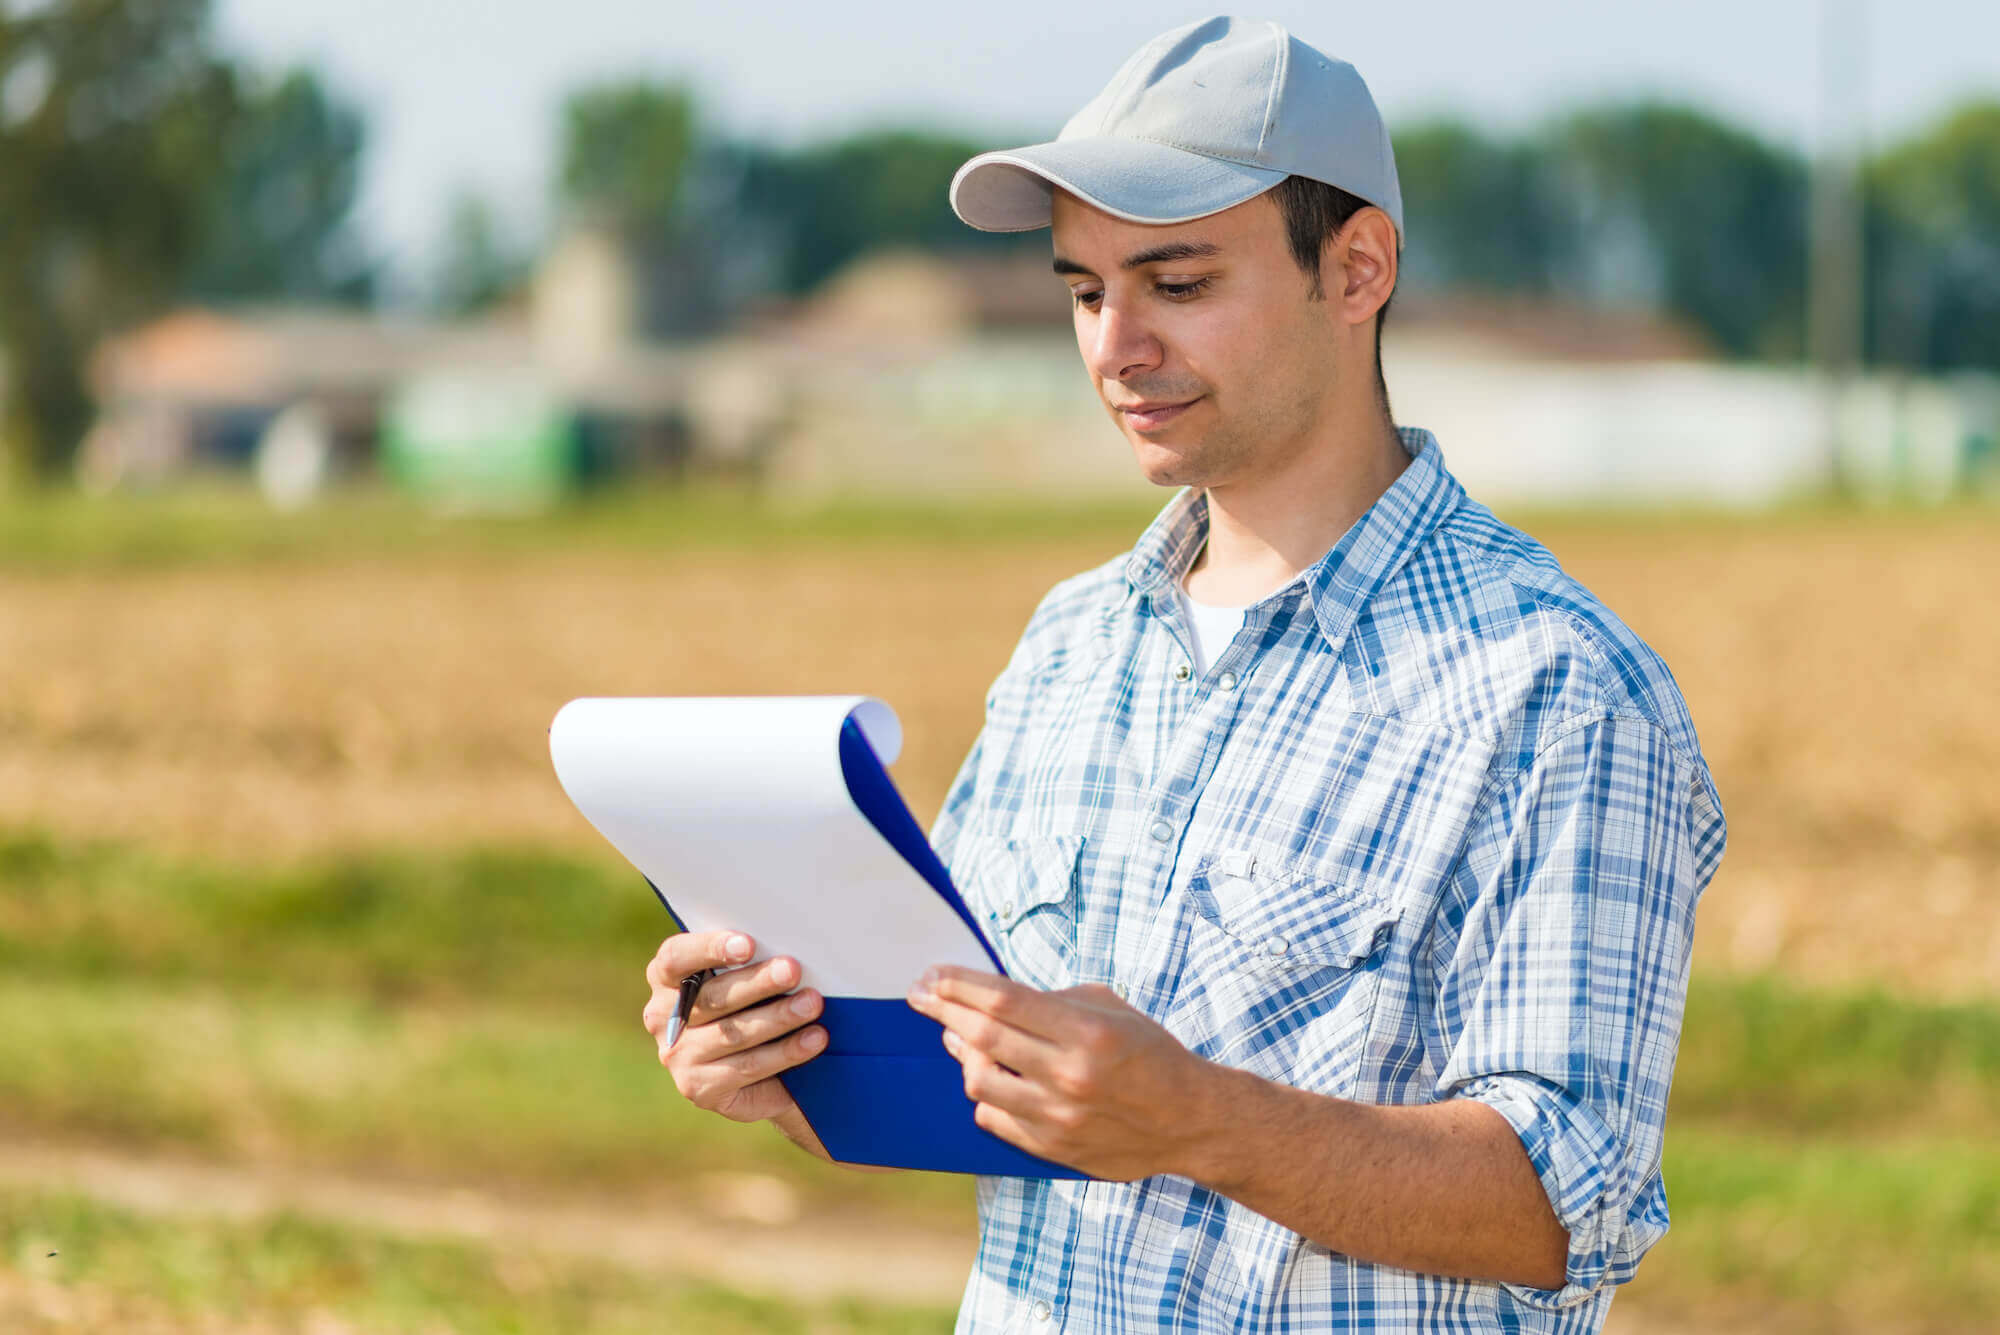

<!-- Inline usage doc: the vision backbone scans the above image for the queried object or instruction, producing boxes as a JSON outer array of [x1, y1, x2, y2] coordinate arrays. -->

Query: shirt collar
[[1122, 425, 1464, 651]]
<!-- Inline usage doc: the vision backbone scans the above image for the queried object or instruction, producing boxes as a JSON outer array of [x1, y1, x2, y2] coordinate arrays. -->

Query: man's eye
[[1070, 278, 1210, 308]]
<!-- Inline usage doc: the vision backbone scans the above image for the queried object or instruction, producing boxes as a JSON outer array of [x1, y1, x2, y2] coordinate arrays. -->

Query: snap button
[[1219, 851, 1256, 878], [1217, 670, 1238, 691], [1031, 1299, 1054, 1321], [1149, 819, 1174, 844], [999, 900, 1015, 920], [1172, 661, 1192, 682], [1263, 936, 1289, 958], [1111, 980, 1128, 1000]]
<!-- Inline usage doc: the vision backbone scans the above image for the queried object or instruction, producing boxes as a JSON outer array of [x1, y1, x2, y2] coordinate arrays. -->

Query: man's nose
[[1083, 296, 1162, 383]]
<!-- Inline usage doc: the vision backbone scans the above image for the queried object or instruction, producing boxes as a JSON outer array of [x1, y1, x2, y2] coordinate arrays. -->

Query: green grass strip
[[5, 830, 1998, 1141], [1672, 973, 2000, 1138], [2, 1184, 954, 1334], [1640, 1128, 2000, 1331], [0, 477, 1161, 571], [0, 830, 669, 1013], [4, 474, 1993, 572], [0, 976, 970, 1221]]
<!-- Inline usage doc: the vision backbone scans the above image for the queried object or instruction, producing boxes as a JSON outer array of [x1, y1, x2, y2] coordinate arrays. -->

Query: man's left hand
[[906, 966, 1217, 1181]]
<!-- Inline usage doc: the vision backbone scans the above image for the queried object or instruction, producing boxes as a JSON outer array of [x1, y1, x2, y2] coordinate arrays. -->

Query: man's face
[[1050, 188, 1345, 491]]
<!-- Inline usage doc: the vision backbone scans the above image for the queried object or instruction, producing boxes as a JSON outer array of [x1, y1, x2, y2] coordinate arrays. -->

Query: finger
[[642, 994, 672, 1036], [970, 1098, 1064, 1163], [649, 930, 755, 989], [692, 956, 804, 1022], [955, 1043, 1056, 1128], [928, 993, 1060, 1078], [919, 967, 1075, 1042], [678, 990, 821, 1062], [692, 1023, 829, 1091]]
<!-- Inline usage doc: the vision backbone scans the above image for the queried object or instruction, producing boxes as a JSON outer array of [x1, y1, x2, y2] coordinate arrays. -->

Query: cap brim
[[950, 136, 1288, 232]]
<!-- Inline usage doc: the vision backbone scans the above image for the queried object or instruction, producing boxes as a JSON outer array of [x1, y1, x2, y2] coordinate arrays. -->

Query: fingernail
[[791, 993, 817, 1018], [802, 1028, 826, 1052], [906, 981, 932, 1006], [726, 934, 752, 961]]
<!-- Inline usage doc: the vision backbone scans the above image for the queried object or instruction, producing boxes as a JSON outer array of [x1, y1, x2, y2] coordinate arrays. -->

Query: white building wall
[[756, 331, 2000, 508]]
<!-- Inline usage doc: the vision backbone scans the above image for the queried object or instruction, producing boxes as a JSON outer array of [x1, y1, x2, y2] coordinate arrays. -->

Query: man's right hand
[[642, 930, 831, 1155]]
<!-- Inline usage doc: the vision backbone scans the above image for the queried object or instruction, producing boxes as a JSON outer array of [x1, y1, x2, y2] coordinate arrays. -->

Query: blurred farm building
[[70, 218, 2000, 510], [77, 218, 709, 508], [766, 264, 2000, 507]]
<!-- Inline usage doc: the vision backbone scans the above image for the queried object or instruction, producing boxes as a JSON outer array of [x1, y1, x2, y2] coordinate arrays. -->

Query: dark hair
[[1267, 174, 1395, 415]]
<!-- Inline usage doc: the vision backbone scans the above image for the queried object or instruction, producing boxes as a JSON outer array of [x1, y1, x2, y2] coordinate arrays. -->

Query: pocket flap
[[959, 833, 1082, 930], [1193, 853, 1400, 968]]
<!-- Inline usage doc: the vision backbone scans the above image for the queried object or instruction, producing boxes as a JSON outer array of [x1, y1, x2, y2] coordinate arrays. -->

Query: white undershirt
[[1175, 584, 1248, 677], [1175, 550, 1309, 677]]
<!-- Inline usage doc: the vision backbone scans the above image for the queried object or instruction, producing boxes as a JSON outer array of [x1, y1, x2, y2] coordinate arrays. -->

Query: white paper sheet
[[548, 695, 994, 998]]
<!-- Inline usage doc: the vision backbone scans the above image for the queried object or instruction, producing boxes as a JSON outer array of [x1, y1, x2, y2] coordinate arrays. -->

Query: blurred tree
[[551, 82, 1021, 335], [555, 77, 728, 336], [1390, 119, 1578, 296], [181, 65, 375, 305], [0, 0, 236, 480], [1548, 101, 1810, 360], [430, 187, 530, 317], [731, 126, 1029, 295], [559, 78, 696, 235], [1864, 100, 2000, 371], [0, 1, 373, 482], [540, 71, 1999, 373]]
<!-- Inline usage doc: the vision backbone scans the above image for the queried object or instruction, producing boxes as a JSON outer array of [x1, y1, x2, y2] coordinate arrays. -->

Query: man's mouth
[[1118, 398, 1201, 431]]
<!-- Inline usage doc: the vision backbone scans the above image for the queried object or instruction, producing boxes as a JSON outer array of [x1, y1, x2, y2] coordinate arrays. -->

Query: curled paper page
[[549, 695, 997, 998]]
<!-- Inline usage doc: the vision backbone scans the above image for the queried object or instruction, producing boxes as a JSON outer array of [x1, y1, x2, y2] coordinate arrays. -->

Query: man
[[642, 16, 1726, 1333]]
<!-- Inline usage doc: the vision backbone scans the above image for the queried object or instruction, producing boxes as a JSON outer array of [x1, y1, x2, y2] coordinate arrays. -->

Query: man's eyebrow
[[1051, 240, 1222, 277]]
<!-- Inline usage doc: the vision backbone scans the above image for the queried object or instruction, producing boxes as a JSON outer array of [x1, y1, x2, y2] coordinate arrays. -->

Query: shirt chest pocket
[[1163, 851, 1402, 1093], [954, 833, 1084, 992]]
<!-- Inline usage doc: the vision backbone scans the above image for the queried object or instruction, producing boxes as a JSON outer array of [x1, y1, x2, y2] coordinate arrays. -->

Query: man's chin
[[1127, 438, 1210, 490]]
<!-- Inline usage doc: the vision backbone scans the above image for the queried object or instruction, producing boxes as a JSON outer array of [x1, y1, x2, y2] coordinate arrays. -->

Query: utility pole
[[1807, 0, 1867, 493]]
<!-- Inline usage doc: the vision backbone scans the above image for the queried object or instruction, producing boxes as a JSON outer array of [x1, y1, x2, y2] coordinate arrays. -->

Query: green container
[[380, 371, 576, 510]]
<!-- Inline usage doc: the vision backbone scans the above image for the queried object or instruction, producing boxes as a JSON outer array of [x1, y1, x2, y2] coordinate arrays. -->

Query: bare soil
[[5, 515, 1997, 998]]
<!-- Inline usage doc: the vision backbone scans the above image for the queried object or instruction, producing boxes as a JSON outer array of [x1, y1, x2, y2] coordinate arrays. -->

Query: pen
[[664, 968, 712, 1050]]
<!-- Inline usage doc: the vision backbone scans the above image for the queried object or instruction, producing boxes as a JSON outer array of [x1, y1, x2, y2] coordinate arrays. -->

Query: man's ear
[[1333, 207, 1398, 329]]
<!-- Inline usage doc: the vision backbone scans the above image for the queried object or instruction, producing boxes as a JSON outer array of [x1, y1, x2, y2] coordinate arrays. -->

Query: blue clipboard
[[646, 716, 1089, 1180]]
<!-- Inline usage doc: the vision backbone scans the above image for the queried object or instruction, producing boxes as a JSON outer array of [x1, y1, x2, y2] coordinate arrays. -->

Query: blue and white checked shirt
[[929, 426, 1728, 1333]]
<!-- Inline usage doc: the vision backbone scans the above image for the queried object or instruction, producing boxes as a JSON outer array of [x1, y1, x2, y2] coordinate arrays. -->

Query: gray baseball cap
[[950, 16, 1403, 249]]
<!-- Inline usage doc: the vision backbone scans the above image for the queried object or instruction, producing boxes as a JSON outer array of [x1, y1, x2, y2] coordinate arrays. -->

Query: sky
[[212, 0, 1999, 299]]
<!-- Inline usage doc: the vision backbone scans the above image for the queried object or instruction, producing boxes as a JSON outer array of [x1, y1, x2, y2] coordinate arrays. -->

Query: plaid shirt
[[929, 426, 1727, 1333]]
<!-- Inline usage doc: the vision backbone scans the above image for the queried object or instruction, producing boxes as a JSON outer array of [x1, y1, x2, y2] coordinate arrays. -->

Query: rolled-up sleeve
[[1432, 710, 1725, 1309]]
